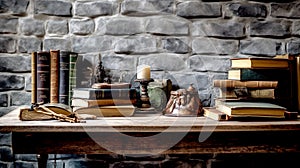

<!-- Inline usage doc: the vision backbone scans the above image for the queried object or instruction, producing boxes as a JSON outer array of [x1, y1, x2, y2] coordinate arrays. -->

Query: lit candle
[[137, 65, 151, 80]]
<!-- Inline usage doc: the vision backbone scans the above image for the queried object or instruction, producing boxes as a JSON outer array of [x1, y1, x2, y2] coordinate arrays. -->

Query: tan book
[[31, 52, 37, 104], [71, 98, 136, 107], [203, 107, 228, 121], [73, 105, 136, 117], [213, 79, 278, 89], [50, 50, 60, 103], [230, 57, 289, 69], [216, 101, 286, 117]]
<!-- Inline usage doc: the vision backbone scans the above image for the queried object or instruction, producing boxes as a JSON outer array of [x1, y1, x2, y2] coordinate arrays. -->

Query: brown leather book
[[36, 51, 51, 104], [213, 79, 278, 89], [50, 50, 60, 103]]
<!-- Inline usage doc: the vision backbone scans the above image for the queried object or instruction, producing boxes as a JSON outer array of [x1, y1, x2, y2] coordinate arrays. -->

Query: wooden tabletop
[[1, 107, 300, 133], [2, 107, 300, 154]]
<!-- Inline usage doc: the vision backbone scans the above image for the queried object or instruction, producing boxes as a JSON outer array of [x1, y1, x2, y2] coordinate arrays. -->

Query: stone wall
[[1, 0, 300, 167]]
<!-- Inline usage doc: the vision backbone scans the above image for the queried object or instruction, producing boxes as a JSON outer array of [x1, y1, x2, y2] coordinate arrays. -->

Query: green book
[[68, 52, 78, 105], [216, 101, 286, 117], [228, 68, 289, 81]]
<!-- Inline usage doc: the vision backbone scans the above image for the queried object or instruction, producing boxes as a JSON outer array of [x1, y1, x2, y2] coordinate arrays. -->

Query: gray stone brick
[[67, 160, 108, 168], [0, 132, 11, 146], [0, 74, 24, 91], [271, 3, 300, 18], [225, 3, 267, 18], [292, 21, 300, 36], [145, 16, 189, 35], [167, 72, 209, 90], [25, 74, 31, 92], [0, 161, 12, 168], [104, 17, 144, 35], [0, 55, 31, 72], [250, 20, 292, 37], [34, 0, 72, 16], [162, 37, 190, 54], [46, 20, 68, 35], [112, 162, 140, 168], [43, 38, 71, 51], [75, 1, 117, 17], [14, 154, 37, 161], [47, 160, 64, 168], [72, 36, 113, 53], [0, 0, 29, 14], [0, 36, 16, 53], [70, 19, 95, 35], [10, 91, 31, 106], [176, 2, 221, 18], [240, 39, 282, 56], [191, 21, 245, 38], [192, 38, 238, 55], [102, 54, 137, 71], [189, 55, 231, 72], [18, 37, 42, 53], [121, 0, 174, 16], [0, 146, 13, 161], [20, 18, 45, 36], [138, 54, 186, 71], [14, 161, 37, 168], [287, 40, 300, 55], [161, 159, 204, 168], [0, 94, 8, 107], [114, 36, 157, 54], [0, 18, 18, 33]]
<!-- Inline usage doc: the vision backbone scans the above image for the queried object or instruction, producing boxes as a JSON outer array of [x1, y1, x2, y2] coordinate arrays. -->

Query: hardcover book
[[228, 68, 289, 81], [216, 101, 286, 117], [68, 52, 78, 105], [50, 50, 60, 103], [36, 51, 51, 104], [72, 88, 137, 100], [71, 98, 137, 107], [31, 52, 37, 104], [213, 79, 278, 89], [203, 107, 228, 121], [230, 57, 289, 69], [73, 105, 136, 117], [59, 51, 70, 105]]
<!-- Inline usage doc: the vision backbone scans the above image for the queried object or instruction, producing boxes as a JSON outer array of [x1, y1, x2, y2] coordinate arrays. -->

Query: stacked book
[[71, 83, 138, 117], [204, 56, 298, 121], [32, 50, 78, 106]]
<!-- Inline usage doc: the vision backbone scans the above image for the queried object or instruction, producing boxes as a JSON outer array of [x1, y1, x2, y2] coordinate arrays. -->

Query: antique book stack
[[204, 56, 298, 121], [71, 83, 138, 117], [31, 50, 78, 106]]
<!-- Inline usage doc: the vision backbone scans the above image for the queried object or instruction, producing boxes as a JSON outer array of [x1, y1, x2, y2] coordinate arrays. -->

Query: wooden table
[[1, 108, 300, 167]]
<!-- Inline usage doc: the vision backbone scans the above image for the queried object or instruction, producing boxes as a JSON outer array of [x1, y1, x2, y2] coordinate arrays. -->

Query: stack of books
[[204, 56, 298, 121], [31, 50, 78, 106], [71, 83, 138, 117]]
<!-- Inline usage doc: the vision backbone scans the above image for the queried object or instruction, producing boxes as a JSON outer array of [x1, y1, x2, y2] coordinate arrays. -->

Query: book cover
[[228, 68, 289, 81], [31, 52, 37, 104], [213, 79, 278, 89], [71, 98, 137, 107], [68, 52, 78, 105], [59, 51, 70, 105], [50, 50, 60, 103], [216, 101, 286, 117], [230, 57, 289, 69], [216, 88, 276, 99], [36, 51, 51, 104], [73, 105, 136, 117], [72, 88, 137, 100]]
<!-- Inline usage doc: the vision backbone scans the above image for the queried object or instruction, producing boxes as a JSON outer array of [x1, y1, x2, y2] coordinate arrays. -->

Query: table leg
[[36, 154, 48, 168]]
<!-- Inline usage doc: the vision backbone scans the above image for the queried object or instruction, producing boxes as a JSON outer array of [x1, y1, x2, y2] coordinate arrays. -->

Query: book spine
[[213, 80, 278, 88], [50, 50, 60, 103], [59, 51, 70, 105], [31, 52, 37, 104], [68, 52, 78, 105], [248, 89, 275, 99], [72, 99, 137, 107], [91, 89, 137, 99], [36, 51, 51, 104]]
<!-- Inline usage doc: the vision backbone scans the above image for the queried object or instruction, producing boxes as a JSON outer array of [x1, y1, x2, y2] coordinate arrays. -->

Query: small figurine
[[163, 84, 203, 116], [94, 54, 111, 84]]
